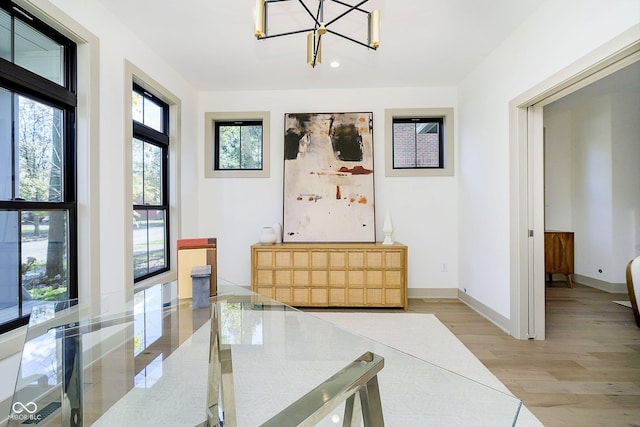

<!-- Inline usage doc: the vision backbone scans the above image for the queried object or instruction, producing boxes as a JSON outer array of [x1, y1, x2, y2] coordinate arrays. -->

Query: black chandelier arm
[[329, 0, 370, 15], [315, 0, 323, 28], [297, 0, 322, 28], [260, 27, 316, 40], [326, 28, 376, 50], [325, 0, 369, 26]]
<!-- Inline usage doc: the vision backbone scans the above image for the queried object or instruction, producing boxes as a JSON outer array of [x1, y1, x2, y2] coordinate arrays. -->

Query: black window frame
[[392, 117, 445, 170], [214, 120, 264, 171], [0, 2, 77, 334], [132, 83, 170, 283]]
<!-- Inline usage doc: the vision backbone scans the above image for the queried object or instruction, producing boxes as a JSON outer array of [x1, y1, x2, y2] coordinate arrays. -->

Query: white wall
[[197, 87, 459, 291], [544, 109, 573, 231], [458, 0, 639, 318], [42, 0, 200, 297], [612, 90, 640, 267], [546, 86, 640, 285], [572, 97, 615, 281]]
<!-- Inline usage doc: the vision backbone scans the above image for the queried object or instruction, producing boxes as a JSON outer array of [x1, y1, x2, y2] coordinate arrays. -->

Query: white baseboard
[[408, 288, 458, 299], [457, 290, 511, 334], [572, 274, 628, 294], [408, 288, 510, 333]]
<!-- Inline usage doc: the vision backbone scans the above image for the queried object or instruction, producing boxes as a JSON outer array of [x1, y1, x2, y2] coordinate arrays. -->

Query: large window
[[132, 84, 169, 282], [0, 3, 77, 333]]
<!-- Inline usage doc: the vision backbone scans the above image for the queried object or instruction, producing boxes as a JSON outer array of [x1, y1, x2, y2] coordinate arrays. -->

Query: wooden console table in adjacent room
[[544, 231, 574, 288], [251, 242, 408, 310]]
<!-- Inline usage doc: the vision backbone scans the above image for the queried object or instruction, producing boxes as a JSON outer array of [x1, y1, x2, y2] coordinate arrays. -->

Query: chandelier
[[254, 0, 380, 67]]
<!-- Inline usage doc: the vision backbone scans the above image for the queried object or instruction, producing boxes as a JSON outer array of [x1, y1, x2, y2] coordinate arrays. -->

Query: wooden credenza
[[544, 231, 574, 288], [251, 242, 408, 310]]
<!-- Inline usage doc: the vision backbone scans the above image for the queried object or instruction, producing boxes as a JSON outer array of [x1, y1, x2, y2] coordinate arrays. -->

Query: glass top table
[[7, 280, 521, 426]]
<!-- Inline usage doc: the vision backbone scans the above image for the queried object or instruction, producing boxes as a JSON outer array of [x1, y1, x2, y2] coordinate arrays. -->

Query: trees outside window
[[132, 84, 169, 282], [204, 111, 270, 179], [0, 3, 76, 333], [215, 121, 263, 170]]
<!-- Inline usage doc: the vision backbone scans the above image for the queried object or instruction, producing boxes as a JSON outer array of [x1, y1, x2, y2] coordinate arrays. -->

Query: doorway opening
[[510, 37, 640, 340]]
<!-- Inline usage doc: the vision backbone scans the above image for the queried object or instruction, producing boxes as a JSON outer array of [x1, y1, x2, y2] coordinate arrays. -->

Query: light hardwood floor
[[408, 282, 640, 427]]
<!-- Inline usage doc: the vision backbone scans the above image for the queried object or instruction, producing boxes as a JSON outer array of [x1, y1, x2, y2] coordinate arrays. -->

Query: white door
[[527, 105, 546, 340]]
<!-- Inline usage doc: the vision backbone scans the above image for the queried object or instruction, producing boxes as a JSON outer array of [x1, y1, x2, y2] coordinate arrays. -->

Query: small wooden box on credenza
[[251, 242, 408, 310]]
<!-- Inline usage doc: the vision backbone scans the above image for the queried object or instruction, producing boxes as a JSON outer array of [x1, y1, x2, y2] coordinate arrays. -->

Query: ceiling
[[94, 0, 546, 92]]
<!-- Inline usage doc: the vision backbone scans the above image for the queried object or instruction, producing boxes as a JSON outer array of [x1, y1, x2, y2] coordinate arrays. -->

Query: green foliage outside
[[17, 95, 69, 302], [219, 124, 262, 169], [132, 139, 163, 205], [22, 256, 68, 301], [18, 97, 62, 202]]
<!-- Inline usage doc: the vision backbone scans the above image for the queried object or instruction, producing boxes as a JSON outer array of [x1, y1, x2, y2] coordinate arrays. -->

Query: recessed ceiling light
[[330, 61, 340, 68]]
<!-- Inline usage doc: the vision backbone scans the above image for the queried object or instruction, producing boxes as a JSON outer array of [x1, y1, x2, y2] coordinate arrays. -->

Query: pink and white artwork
[[283, 112, 375, 242]]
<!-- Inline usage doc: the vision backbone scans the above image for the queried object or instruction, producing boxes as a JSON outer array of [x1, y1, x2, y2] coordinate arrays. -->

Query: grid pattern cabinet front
[[251, 242, 408, 310]]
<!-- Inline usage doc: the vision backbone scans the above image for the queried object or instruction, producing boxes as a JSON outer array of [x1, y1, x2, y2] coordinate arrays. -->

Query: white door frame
[[509, 30, 640, 340]]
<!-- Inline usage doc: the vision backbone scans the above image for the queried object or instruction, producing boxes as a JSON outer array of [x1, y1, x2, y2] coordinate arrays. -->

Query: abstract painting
[[283, 112, 375, 242]]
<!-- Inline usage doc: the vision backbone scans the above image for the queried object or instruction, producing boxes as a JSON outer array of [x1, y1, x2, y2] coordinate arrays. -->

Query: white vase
[[382, 209, 394, 245], [272, 222, 283, 243], [259, 226, 277, 245]]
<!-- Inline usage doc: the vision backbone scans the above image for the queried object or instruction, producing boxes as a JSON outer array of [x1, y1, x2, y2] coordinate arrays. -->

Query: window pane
[[0, 9, 10, 61], [143, 143, 163, 205], [143, 97, 163, 133], [133, 210, 149, 279], [218, 125, 240, 169], [17, 95, 64, 202], [393, 122, 417, 168], [133, 209, 166, 280], [14, 19, 64, 85], [0, 211, 19, 326], [132, 91, 143, 123], [148, 210, 166, 274], [416, 123, 440, 167], [241, 125, 262, 169], [21, 210, 69, 307], [132, 138, 144, 204], [393, 120, 442, 169], [0, 88, 11, 200]]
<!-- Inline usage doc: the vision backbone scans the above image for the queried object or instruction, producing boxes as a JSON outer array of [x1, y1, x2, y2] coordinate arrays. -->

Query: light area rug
[[310, 312, 543, 427]]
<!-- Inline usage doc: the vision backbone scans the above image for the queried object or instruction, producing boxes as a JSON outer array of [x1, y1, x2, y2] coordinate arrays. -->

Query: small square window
[[205, 112, 270, 178], [215, 121, 263, 170], [385, 108, 454, 177], [392, 118, 443, 169]]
